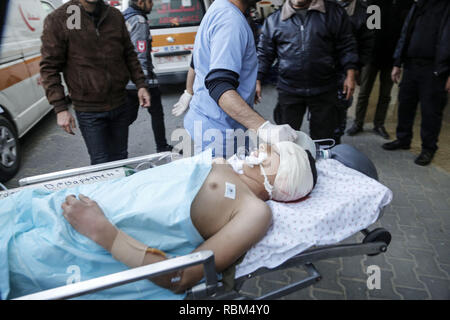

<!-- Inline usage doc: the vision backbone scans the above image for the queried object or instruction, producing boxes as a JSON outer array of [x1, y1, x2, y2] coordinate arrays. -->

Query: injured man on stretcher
[[0, 141, 317, 300]]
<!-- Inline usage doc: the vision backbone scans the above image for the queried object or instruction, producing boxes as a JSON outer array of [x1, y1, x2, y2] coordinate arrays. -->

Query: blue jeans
[[75, 103, 135, 165]]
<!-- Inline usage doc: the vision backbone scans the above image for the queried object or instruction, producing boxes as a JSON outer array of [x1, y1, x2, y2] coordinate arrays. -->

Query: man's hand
[[343, 69, 356, 100], [446, 76, 450, 93], [138, 87, 151, 108], [392, 66, 402, 84], [62, 194, 118, 250], [255, 80, 262, 104], [57, 110, 76, 135], [257, 121, 298, 144], [172, 90, 192, 116]]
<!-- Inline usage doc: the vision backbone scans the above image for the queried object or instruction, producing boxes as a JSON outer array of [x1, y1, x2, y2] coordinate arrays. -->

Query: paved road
[[4, 83, 450, 300]]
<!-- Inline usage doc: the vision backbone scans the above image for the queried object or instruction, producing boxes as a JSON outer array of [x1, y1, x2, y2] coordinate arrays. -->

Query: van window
[[40, 2, 55, 15], [148, 0, 206, 29]]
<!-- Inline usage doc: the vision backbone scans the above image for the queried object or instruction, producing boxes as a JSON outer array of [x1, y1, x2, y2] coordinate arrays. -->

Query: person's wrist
[[93, 221, 118, 252], [256, 120, 270, 133], [346, 69, 356, 77]]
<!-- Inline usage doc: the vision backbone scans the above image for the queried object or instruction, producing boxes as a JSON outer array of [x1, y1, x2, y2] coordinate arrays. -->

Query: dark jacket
[[40, 0, 147, 113], [338, 0, 374, 69], [393, 0, 450, 77], [257, 0, 359, 96], [123, 6, 158, 89], [370, 0, 414, 68]]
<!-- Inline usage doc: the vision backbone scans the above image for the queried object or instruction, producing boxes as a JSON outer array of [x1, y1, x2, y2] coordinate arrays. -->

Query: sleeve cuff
[[135, 80, 148, 90], [344, 64, 358, 72], [53, 97, 70, 114], [393, 60, 402, 68], [257, 72, 265, 81]]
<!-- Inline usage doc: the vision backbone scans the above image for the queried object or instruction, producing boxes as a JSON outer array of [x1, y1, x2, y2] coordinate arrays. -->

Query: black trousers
[[275, 89, 338, 141], [354, 63, 394, 127], [76, 103, 135, 165], [396, 63, 448, 153], [126, 87, 168, 149]]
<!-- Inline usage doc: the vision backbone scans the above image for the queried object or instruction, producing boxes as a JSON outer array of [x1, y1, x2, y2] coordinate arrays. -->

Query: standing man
[[347, 0, 414, 139], [383, 0, 450, 166], [184, 0, 298, 159], [123, 0, 175, 153], [256, 0, 359, 142], [40, 0, 151, 165], [334, 0, 375, 144]]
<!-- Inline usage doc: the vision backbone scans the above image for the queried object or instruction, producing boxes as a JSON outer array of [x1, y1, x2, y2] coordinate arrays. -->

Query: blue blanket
[[0, 150, 212, 300]]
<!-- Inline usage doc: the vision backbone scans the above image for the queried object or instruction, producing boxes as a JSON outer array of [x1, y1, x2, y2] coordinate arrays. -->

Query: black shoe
[[157, 144, 182, 154], [382, 140, 411, 151], [414, 150, 435, 166], [346, 123, 363, 136], [373, 126, 390, 139]]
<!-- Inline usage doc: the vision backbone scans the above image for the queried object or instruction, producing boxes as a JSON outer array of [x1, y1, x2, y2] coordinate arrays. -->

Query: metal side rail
[[189, 233, 390, 300], [14, 250, 217, 300], [18, 152, 176, 186]]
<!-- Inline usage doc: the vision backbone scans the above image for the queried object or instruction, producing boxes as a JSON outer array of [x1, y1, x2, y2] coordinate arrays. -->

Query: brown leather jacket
[[40, 0, 147, 113]]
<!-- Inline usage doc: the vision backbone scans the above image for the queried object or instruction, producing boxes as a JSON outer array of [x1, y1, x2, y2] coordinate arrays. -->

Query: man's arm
[[125, 15, 151, 80], [186, 66, 195, 95], [256, 18, 277, 85], [334, 8, 358, 99], [40, 14, 69, 114], [334, 8, 359, 74], [120, 14, 147, 90], [393, 4, 416, 68], [40, 14, 77, 134], [61, 194, 272, 294], [217, 90, 265, 131], [436, 3, 450, 86]]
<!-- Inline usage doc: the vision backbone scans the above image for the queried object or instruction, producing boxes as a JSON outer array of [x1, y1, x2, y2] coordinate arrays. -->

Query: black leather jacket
[[369, 0, 414, 68], [393, 0, 450, 77], [257, 0, 359, 96]]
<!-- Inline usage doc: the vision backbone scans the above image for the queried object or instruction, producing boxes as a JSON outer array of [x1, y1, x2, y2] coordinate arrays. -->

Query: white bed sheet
[[235, 158, 393, 278]]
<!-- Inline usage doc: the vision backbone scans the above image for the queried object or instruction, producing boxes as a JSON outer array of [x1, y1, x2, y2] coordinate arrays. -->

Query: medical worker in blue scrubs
[[183, 0, 298, 158]]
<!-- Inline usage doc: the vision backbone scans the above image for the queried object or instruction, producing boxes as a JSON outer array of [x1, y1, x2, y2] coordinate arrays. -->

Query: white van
[[122, 0, 212, 84], [0, 0, 58, 182]]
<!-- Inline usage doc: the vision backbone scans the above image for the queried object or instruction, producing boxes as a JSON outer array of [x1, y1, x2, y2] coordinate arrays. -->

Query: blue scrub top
[[184, 0, 258, 156]]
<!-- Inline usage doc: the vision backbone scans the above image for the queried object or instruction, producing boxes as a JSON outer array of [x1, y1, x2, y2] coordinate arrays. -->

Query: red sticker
[[137, 40, 147, 53]]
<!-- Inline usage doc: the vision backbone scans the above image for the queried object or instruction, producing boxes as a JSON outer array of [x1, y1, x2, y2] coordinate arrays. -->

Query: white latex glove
[[257, 121, 298, 144], [172, 90, 192, 116]]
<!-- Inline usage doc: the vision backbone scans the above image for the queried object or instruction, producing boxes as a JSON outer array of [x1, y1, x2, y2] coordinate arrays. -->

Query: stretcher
[[2, 144, 393, 300]]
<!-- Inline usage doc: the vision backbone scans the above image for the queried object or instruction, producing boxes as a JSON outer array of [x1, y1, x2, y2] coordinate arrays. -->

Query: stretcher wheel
[[363, 228, 391, 256]]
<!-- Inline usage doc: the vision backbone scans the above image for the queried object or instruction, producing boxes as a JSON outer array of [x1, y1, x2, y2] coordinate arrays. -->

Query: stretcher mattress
[[235, 158, 393, 278]]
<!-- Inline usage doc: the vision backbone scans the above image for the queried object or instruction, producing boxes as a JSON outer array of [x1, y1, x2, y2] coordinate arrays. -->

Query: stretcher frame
[[8, 151, 391, 300]]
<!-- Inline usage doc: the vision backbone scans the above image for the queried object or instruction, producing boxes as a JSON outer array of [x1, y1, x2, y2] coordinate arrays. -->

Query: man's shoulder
[[324, 0, 344, 11], [125, 13, 147, 24], [107, 5, 126, 21], [266, 9, 282, 23], [324, 0, 349, 18], [207, 1, 246, 24], [355, 0, 370, 14], [45, 1, 73, 22]]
